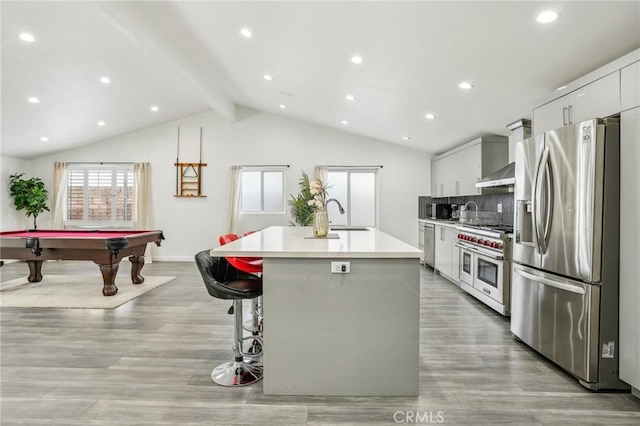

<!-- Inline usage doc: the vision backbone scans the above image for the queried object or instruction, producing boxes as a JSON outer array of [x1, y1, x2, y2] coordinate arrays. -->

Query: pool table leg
[[129, 255, 145, 284], [27, 260, 44, 282], [99, 263, 120, 296]]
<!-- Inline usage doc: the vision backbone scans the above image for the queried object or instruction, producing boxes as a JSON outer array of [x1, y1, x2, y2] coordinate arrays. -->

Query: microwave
[[429, 203, 452, 220]]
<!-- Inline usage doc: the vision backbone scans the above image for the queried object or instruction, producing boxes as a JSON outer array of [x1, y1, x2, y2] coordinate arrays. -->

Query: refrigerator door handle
[[514, 266, 586, 295], [532, 144, 549, 254], [541, 151, 554, 252]]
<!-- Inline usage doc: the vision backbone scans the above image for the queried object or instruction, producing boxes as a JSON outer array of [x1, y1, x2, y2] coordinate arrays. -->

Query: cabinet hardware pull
[[568, 105, 573, 124]]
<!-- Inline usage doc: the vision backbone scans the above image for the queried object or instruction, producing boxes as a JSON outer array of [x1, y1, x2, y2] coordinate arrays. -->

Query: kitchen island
[[210, 226, 422, 396]]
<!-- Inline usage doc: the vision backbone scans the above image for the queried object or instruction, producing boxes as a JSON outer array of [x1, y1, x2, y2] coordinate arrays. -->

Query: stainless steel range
[[456, 224, 512, 316]]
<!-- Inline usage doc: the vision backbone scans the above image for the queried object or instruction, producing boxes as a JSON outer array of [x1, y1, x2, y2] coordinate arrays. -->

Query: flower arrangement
[[308, 178, 329, 211]]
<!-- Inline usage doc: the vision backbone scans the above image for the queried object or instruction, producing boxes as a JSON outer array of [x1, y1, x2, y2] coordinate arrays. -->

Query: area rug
[[0, 275, 175, 309]]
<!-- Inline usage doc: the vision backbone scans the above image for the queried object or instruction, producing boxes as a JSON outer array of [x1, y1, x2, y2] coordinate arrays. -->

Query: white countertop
[[210, 226, 421, 259]]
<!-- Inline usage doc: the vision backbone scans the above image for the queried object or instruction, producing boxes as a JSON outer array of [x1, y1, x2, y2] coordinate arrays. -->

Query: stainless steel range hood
[[475, 162, 515, 188]]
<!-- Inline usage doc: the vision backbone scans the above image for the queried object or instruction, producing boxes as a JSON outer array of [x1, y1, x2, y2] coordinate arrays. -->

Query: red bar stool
[[218, 234, 263, 351], [218, 233, 263, 273]]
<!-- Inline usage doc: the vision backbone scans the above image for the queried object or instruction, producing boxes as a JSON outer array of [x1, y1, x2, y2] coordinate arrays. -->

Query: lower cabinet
[[434, 225, 460, 283]]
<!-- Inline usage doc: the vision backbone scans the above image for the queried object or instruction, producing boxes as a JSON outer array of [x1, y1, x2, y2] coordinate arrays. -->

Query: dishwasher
[[423, 222, 435, 268]]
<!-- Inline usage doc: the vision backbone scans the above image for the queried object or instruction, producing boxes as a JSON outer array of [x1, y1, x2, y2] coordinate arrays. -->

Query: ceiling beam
[[92, 1, 236, 122]]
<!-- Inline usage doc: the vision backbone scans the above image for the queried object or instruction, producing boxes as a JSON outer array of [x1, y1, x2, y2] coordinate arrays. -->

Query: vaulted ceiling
[[2, 1, 639, 159]]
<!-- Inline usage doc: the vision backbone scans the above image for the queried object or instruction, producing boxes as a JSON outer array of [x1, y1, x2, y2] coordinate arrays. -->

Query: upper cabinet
[[431, 135, 508, 197], [533, 71, 621, 135], [621, 61, 640, 111]]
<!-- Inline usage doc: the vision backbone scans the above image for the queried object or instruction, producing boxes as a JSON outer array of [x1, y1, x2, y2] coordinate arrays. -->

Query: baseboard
[[152, 256, 196, 262]]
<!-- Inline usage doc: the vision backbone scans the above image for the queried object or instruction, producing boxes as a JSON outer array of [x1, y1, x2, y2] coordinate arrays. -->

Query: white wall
[[26, 107, 431, 261], [0, 156, 34, 230]]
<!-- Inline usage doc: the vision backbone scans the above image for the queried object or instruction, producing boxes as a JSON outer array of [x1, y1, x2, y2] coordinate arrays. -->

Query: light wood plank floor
[[1, 260, 639, 425]]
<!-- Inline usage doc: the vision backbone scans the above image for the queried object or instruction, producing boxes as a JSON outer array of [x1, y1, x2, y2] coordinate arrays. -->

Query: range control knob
[[484, 240, 491, 246]]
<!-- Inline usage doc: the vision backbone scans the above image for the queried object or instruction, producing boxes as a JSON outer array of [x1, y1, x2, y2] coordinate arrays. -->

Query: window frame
[[239, 167, 286, 214], [326, 167, 379, 228], [64, 163, 135, 229]]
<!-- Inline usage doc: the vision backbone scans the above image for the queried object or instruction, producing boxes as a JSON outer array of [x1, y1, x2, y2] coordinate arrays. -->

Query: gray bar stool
[[195, 250, 263, 386]]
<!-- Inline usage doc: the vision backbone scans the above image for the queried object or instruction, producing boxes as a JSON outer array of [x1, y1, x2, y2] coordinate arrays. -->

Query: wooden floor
[[1, 260, 639, 425]]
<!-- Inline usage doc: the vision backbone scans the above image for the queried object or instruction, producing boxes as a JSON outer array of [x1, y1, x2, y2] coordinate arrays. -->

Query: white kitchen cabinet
[[430, 136, 508, 197], [434, 224, 459, 283], [619, 107, 640, 397], [431, 157, 441, 197], [533, 71, 621, 135], [418, 221, 425, 262], [621, 61, 640, 111]]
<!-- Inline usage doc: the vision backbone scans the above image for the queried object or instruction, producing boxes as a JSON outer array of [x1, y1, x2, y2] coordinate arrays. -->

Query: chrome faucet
[[464, 201, 479, 220], [326, 198, 345, 214]]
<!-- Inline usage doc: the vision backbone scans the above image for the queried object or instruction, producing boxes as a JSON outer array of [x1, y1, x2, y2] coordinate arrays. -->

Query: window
[[240, 169, 285, 213], [326, 168, 378, 227], [65, 164, 134, 228]]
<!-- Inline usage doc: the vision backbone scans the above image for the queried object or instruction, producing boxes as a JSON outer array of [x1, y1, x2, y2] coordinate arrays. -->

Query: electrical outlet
[[331, 261, 350, 273], [497, 203, 503, 213]]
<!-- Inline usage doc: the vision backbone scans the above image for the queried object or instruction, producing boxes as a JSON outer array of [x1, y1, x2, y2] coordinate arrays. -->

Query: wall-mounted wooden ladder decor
[[174, 127, 207, 197]]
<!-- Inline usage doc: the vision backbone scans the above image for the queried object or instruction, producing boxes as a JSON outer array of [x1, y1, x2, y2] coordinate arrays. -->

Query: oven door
[[458, 246, 474, 286], [473, 252, 504, 304]]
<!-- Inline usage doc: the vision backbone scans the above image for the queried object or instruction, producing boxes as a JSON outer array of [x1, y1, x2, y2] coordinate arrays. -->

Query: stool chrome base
[[211, 360, 263, 386]]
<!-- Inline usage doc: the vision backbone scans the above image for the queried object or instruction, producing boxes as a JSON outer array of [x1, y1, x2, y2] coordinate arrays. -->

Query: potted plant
[[8, 173, 50, 229], [288, 171, 314, 226]]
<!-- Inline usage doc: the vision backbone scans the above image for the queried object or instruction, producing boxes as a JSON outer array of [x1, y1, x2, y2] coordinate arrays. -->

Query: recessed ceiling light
[[341, 120, 349, 125], [536, 10, 559, 24], [28, 97, 40, 103], [350, 55, 364, 64], [100, 76, 111, 84], [459, 82, 473, 90], [556, 85, 567, 91], [240, 28, 252, 38], [19, 33, 35, 43], [402, 136, 411, 140], [345, 94, 355, 101], [40, 137, 49, 142], [150, 105, 159, 112], [279, 104, 286, 109], [263, 74, 273, 81], [97, 121, 106, 126], [425, 113, 436, 120]]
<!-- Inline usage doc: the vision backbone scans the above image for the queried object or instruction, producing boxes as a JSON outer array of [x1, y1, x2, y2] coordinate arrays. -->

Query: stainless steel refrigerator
[[512, 117, 628, 390]]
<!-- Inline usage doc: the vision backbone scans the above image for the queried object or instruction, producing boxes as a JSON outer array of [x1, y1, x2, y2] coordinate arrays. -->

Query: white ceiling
[[2, 1, 639, 159]]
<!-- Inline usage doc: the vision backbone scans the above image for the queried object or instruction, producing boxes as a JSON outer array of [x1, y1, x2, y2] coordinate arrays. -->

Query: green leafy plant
[[9, 173, 50, 229], [288, 171, 314, 226]]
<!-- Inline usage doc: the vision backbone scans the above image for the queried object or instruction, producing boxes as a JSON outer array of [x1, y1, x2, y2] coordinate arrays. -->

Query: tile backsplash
[[418, 192, 515, 225]]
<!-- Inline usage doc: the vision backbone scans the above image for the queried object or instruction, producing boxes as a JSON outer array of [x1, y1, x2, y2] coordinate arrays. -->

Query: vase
[[313, 209, 329, 238]]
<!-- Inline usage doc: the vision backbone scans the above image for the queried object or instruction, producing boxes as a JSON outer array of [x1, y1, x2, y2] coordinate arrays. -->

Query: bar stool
[[218, 233, 263, 273], [195, 250, 263, 386], [218, 234, 263, 344]]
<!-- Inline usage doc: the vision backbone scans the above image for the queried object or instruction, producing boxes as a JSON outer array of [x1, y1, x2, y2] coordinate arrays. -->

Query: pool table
[[0, 229, 164, 296]]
